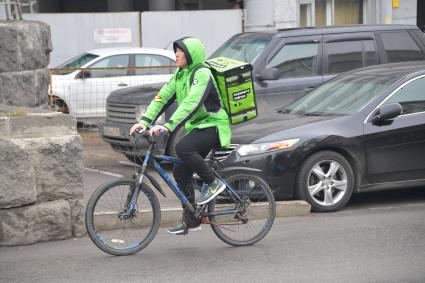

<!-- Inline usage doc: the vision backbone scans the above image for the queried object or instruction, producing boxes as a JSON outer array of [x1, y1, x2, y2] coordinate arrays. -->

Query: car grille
[[106, 102, 136, 124], [210, 144, 238, 161]]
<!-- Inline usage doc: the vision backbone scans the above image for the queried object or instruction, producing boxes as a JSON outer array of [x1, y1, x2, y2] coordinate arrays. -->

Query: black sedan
[[220, 61, 425, 212]]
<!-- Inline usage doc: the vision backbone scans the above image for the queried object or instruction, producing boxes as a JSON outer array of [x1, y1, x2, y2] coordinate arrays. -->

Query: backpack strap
[[189, 64, 208, 85]]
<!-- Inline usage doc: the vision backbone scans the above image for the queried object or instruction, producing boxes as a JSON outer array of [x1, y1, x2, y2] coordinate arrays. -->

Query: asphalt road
[[1, 188, 424, 283]]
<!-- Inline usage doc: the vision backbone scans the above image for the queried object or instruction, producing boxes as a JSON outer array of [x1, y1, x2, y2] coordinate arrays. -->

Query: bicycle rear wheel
[[208, 173, 275, 246], [85, 179, 161, 256]]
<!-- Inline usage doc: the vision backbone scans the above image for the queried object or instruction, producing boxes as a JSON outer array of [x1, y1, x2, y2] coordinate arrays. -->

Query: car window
[[210, 33, 271, 64], [380, 32, 424, 63], [282, 74, 399, 116], [266, 43, 319, 78], [88, 55, 130, 78], [135, 54, 175, 75], [56, 53, 99, 75], [326, 40, 377, 74], [384, 76, 425, 115]]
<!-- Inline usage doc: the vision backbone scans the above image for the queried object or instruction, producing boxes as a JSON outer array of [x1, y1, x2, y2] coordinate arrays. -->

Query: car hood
[[231, 112, 336, 144], [107, 82, 165, 105]]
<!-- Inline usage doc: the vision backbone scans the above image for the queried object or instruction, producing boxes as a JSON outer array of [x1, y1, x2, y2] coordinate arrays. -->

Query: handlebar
[[131, 126, 167, 145]]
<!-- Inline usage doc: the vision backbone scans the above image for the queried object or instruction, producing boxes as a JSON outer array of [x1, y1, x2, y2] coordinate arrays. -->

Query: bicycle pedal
[[201, 217, 209, 224]]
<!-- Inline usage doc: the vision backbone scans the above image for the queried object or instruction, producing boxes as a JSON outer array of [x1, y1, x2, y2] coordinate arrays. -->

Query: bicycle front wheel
[[85, 179, 161, 256], [208, 173, 276, 246]]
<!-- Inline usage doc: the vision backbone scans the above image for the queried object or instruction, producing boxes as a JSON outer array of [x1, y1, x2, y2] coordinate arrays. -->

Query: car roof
[[242, 24, 420, 39], [87, 47, 175, 58], [347, 61, 425, 78]]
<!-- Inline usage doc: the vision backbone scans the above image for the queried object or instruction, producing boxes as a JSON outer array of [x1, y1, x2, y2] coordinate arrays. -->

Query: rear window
[[210, 33, 272, 64], [380, 32, 424, 63]]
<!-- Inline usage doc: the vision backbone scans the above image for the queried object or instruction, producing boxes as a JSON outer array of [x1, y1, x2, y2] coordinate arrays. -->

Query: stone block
[[0, 138, 37, 209], [0, 112, 77, 139], [0, 200, 72, 246], [0, 21, 52, 72], [11, 135, 83, 202], [68, 198, 86, 237], [0, 69, 49, 107]]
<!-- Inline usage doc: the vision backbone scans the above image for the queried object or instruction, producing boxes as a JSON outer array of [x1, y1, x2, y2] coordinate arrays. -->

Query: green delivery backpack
[[190, 57, 257, 124]]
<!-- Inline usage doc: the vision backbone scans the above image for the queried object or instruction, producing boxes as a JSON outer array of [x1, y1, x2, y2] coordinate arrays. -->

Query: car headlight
[[135, 104, 164, 124], [236, 138, 300, 157]]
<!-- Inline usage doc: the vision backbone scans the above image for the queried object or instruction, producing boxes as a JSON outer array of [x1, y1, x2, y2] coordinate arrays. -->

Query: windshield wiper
[[303, 112, 325, 116]]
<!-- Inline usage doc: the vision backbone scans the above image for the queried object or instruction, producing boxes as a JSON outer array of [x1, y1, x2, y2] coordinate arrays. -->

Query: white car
[[51, 47, 176, 119]]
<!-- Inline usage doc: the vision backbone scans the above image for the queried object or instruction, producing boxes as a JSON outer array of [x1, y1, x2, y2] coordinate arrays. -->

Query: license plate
[[103, 126, 120, 137]]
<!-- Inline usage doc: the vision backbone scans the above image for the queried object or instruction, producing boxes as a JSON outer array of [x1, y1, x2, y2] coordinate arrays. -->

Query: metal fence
[[48, 66, 174, 121]]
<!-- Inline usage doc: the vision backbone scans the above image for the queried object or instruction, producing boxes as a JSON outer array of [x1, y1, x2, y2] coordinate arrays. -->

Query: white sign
[[94, 28, 132, 44]]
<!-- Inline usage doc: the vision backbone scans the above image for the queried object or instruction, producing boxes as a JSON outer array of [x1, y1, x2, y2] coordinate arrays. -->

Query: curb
[[93, 201, 311, 229]]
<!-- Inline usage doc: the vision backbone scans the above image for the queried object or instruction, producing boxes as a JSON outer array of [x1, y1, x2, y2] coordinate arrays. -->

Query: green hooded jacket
[[138, 37, 231, 148]]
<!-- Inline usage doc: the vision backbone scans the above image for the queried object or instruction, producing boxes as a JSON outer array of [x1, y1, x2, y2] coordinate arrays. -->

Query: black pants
[[173, 127, 219, 206]]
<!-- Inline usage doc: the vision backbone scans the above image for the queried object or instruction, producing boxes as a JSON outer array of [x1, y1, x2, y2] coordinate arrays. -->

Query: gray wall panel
[[23, 12, 141, 67], [141, 10, 242, 56]]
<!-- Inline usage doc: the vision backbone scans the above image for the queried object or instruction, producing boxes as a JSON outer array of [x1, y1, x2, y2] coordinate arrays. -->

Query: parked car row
[[101, 24, 425, 160]]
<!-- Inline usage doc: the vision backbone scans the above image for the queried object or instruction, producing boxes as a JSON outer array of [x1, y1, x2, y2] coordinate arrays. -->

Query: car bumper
[[100, 121, 168, 156], [220, 148, 302, 199]]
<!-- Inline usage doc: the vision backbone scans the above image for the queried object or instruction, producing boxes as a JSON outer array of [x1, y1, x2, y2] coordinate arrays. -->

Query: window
[[266, 43, 319, 78], [384, 76, 425, 115], [210, 34, 271, 64], [334, 0, 363, 25], [88, 55, 130, 78], [326, 40, 377, 74], [380, 32, 424, 63], [134, 54, 175, 75]]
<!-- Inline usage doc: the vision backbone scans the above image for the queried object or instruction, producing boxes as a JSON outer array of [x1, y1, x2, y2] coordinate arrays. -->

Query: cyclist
[[130, 37, 231, 234]]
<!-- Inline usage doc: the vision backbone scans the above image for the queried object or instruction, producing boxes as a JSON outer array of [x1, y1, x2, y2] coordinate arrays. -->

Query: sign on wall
[[94, 28, 132, 44]]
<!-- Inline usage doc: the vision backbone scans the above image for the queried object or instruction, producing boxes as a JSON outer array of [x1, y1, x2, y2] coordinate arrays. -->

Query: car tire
[[296, 151, 354, 212], [167, 127, 187, 157], [53, 97, 69, 114]]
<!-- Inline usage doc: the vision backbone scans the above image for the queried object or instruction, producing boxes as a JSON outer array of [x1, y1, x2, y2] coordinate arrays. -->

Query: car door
[[363, 75, 425, 184], [130, 54, 175, 87], [254, 36, 324, 114], [72, 54, 131, 118]]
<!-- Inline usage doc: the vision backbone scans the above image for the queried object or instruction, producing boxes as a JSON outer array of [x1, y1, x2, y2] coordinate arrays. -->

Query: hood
[[173, 37, 205, 69], [231, 112, 336, 144]]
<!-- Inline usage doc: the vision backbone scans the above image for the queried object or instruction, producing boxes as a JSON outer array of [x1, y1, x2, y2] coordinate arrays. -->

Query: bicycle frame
[[129, 132, 243, 218]]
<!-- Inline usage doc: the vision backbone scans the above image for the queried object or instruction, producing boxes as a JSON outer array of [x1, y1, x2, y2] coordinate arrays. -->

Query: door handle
[[118, 82, 128, 87]]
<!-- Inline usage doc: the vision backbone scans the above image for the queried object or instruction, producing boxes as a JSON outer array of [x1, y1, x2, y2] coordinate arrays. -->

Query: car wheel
[[53, 97, 69, 114], [296, 151, 354, 212], [167, 127, 187, 157]]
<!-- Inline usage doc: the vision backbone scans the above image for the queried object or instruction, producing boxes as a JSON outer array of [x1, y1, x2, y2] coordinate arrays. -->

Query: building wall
[[141, 10, 242, 56], [392, 0, 417, 25], [23, 13, 141, 67], [22, 10, 241, 67]]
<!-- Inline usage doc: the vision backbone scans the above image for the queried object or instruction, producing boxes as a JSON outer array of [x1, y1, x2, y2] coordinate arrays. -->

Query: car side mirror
[[256, 68, 279, 81], [371, 103, 402, 123]]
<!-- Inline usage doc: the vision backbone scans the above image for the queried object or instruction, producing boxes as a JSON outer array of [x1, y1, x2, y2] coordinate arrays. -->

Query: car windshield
[[281, 74, 400, 116], [55, 53, 99, 74], [209, 33, 272, 64]]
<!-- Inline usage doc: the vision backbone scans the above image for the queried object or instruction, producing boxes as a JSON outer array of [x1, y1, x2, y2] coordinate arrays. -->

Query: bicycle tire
[[208, 173, 276, 246], [85, 179, 161, 256]]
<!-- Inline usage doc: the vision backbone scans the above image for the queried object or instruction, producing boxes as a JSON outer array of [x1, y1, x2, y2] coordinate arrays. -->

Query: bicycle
[[85, 129, 276, 256]]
